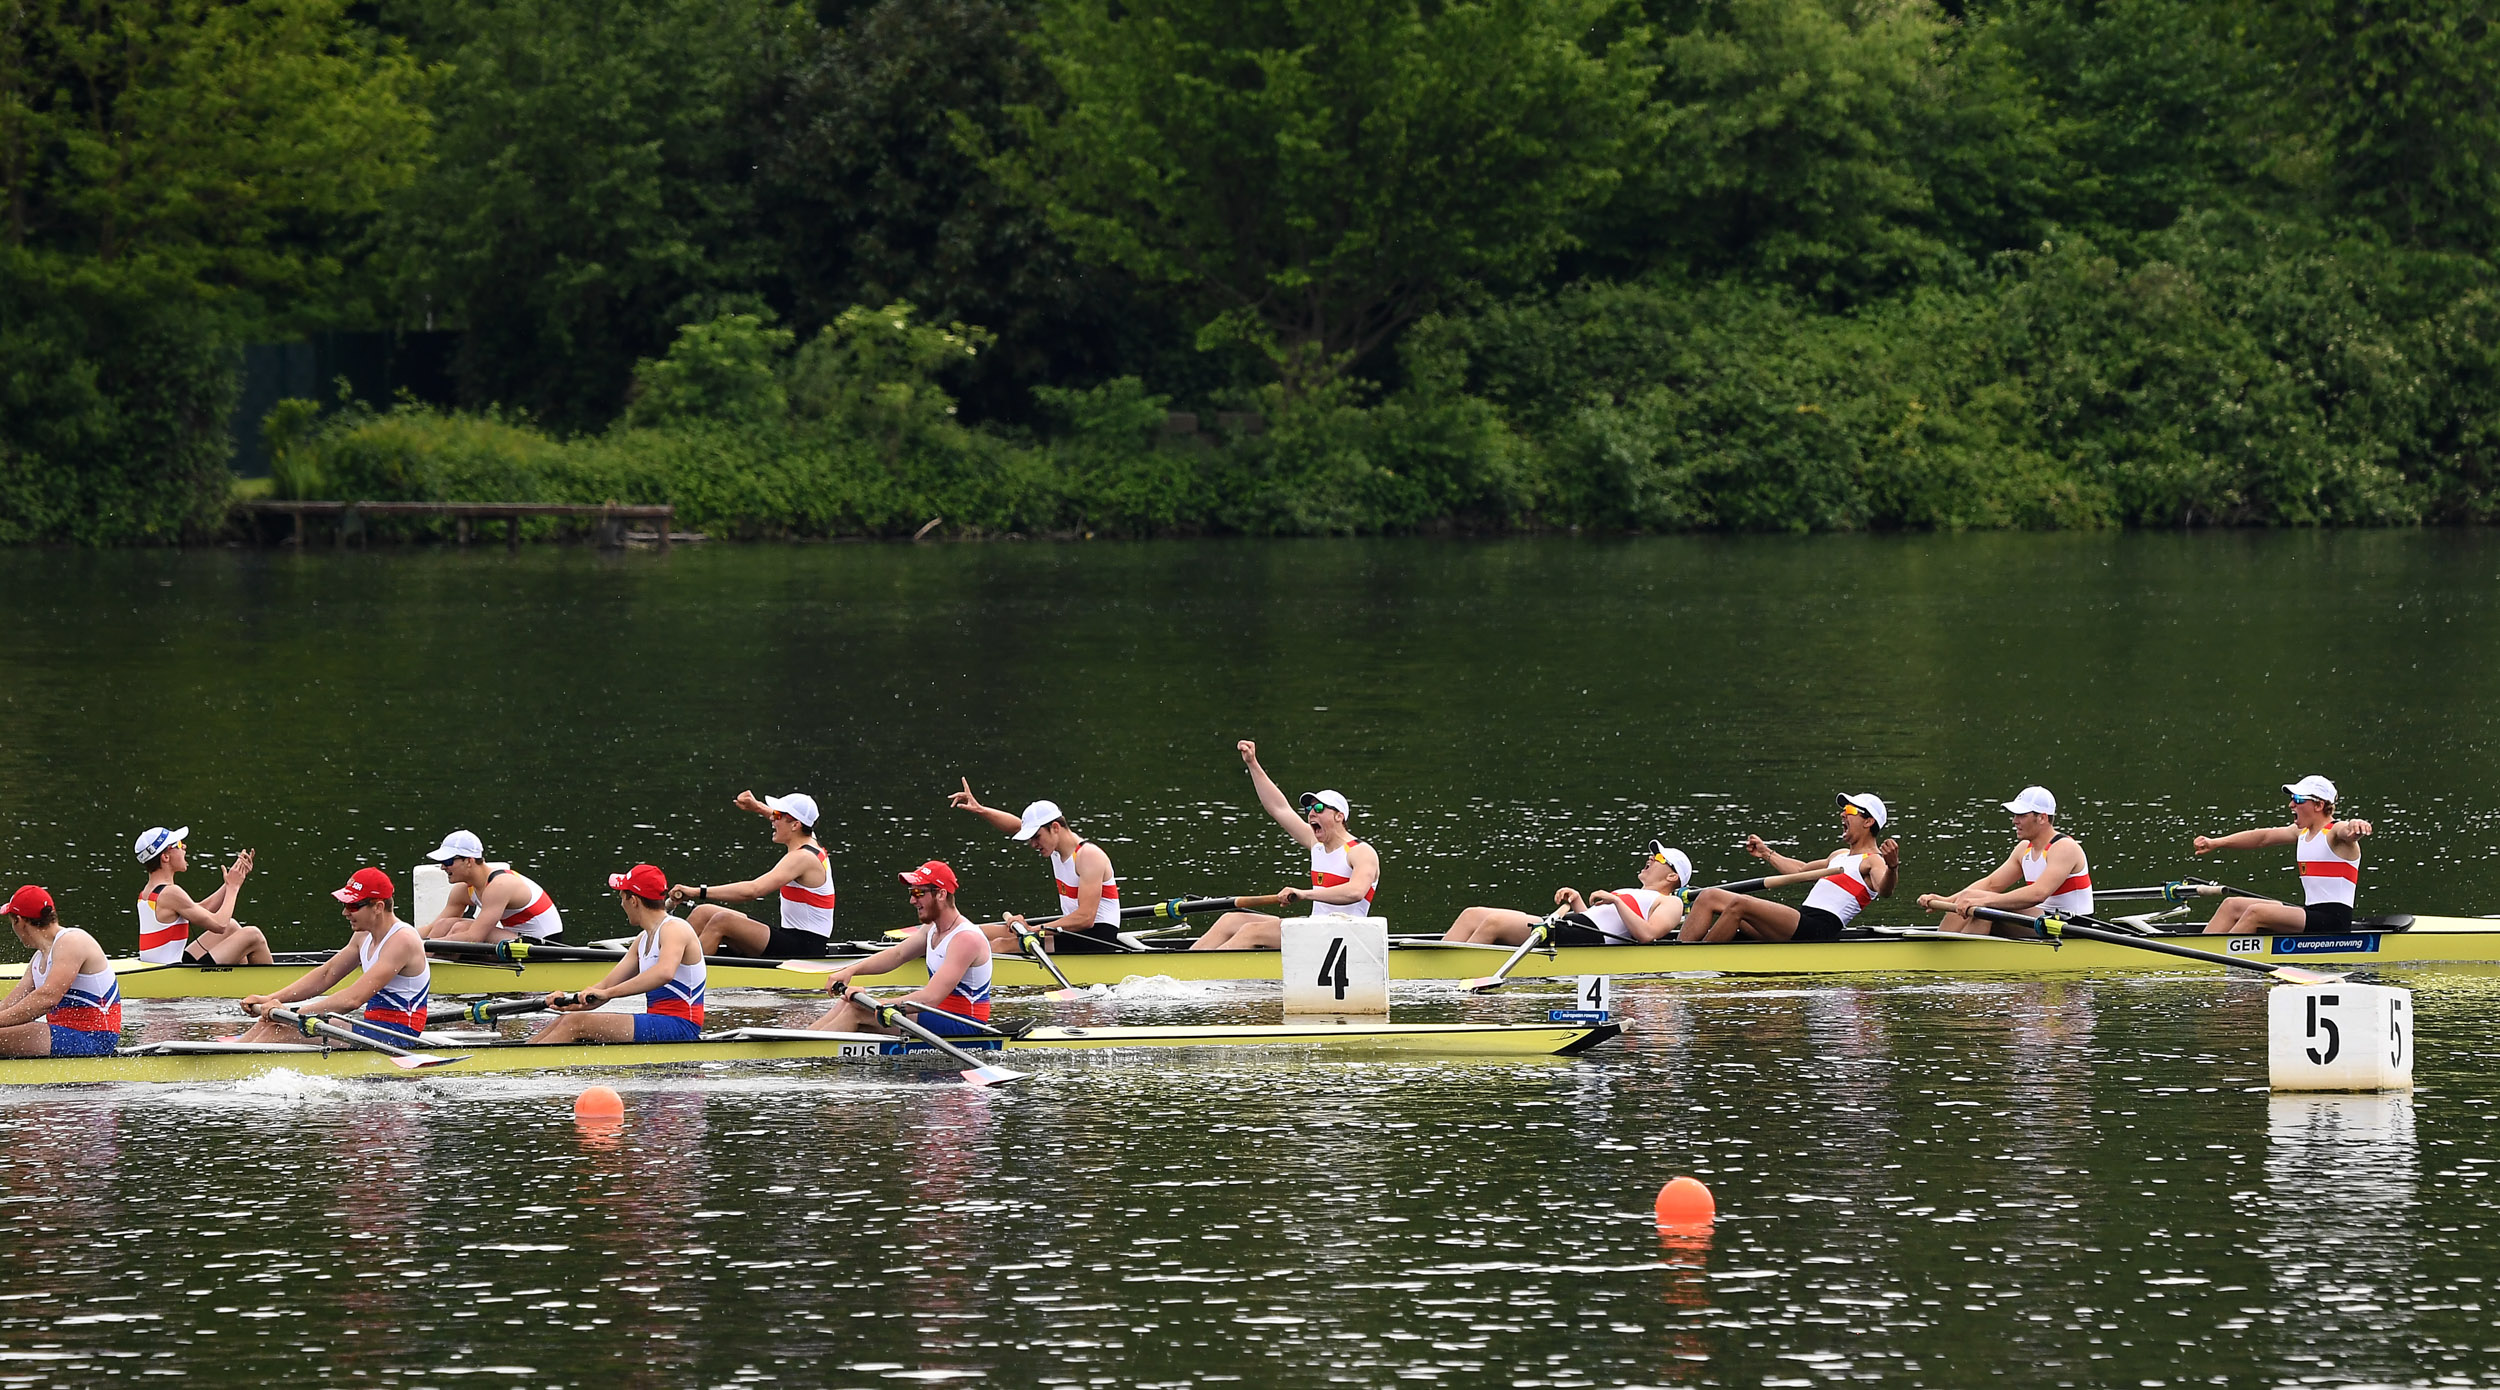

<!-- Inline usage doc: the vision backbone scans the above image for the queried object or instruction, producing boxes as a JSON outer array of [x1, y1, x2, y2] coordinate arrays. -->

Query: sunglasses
[[2289, 795, 2316, 805], [906, 885, 941, 899], [1842, 804, 1872, 819]]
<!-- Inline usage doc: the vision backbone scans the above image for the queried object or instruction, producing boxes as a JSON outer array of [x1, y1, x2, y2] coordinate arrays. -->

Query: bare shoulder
[[1077, 841, 1116, 874], [60, 927, 109, 969]]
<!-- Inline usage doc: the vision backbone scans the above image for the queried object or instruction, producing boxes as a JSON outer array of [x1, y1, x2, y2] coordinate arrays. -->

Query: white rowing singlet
[[1051, 845, 1121, 927], [1581, 887, 1671, 942], [777, 844, 838, 937], [1801, 851, 1876, 926], [2018, 833, 2094, 916], [2297, 827, 2360, 906], [1308, 838, 1374, 919], [924, 918, 994, 1020], [137, 884, 187, 963], [637, 919, 706, 1024]]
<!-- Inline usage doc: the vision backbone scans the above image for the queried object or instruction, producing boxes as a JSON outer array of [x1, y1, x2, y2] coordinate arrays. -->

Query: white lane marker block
[[412, 864, 450, 926], [1281, 918, 1389, 1016], [2269, 983, 2412, 1092]]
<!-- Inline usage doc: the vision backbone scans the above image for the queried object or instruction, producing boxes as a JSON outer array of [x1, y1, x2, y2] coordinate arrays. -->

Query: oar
[[2090, 878, 2263, 903], [423, 994, 576, 1027], [1460, 909, 1572, 993], [1938, 902, 2346, 985], [837, 986, 1026, 1086], [1130, 894, 1288, 921], [425, 939, 796, 970], [264, 1006, 463, 1070], [1002, 918, 1087, 1002], [1672, 861, 1846, 905]]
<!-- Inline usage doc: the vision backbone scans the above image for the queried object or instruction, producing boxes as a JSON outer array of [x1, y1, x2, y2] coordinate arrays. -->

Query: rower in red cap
[[233, 868, 434, 1045], [807, 861, 996, 1037], [528, 864, 707, 1044], [0, 886, 125, 1057], [671, 790, 840, 959]]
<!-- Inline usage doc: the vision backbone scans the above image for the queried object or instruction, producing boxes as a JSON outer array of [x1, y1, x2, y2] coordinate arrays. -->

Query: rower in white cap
[[947, 781, 1124, 953], [671, 790, 840, 959], [416, 829, 566, 943], [1678, 793, 1898, 943], [1441, 840, 1692, 945], [1192, 740, 1381, 951], [133, 825, 274, 964], [2192, 775, 2372, 935], [1922, 786, 2093, 936]]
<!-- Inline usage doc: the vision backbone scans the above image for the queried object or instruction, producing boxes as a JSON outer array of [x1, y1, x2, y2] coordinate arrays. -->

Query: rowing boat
[[18, 914, 2495, 996], [0, 1021, 1621, 1085]]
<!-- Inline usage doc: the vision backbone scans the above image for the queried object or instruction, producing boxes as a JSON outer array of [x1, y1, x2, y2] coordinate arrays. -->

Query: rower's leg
[[1702, 897, 1800, 944], [1934, 908, 1985, 936], [528, 1012, 637, 1045], [687, 905, 772, 955], [1677, 888, 1737, 943], [426, 917, 499, 943], [203, 926, 275, 965], [2204, 898, 2302, 935], [804, 996, 876, 1032], [1447, 908, 1541, 945], [0, 1020, 54, 1057], [1191, 911, 1278, 950]]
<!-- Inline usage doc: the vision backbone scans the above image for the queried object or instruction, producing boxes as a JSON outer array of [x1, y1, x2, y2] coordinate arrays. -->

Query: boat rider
[[2193, 775, 2373, 935], [1440, 842, 1692, 945], [417, 829, 566, 943], [949, 781, 1123, 953], [233, 868, 432, 1045], [670, 790, 839, 959], [0, 886, 125, 1058], [1923, 786, 2093, 936], [1678, 793, 1899, 943], [808, 861, 995, 1036], [528, 863, 706, 1044], [134, 825, 275, 965], [1191, 740, 1381, 951]]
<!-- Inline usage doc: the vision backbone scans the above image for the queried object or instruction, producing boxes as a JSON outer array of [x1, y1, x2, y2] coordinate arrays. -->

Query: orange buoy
[[1653, 1175, 1716, 1225], [573, 1085, 625, 1119]]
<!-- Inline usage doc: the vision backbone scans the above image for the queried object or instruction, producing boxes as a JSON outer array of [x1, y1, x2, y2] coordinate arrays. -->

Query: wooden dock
[[235, 500, 680, 549]]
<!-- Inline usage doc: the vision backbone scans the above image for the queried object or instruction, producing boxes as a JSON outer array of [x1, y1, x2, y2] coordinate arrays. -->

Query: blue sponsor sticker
[[1548, 1009, 1611, 1024], [2272, 934, 2380, 956]]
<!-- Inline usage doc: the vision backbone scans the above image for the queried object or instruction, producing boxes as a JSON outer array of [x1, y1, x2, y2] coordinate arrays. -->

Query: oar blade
[[392, 1051, 466, 1070], [1042, 986, 1088, 1002], [776, 960, 842, 975], [2271, 966, 2348, 986], [961, 1064, 1029, 1087], [1461, 975, 1508, 993]]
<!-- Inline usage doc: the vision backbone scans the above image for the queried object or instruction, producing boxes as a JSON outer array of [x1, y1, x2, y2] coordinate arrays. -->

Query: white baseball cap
[[1299, 789, 1351, 818], [764, 792, 820, 827], [1837, 792, 1889, 829], [427, 829, 485, 862], [1649, 841, 1694, 889], [2283, 775, 2339, 803], [134, 826, 187, 863], [2002, 786, 2057, 817], [1013, 799, 1064, 841]]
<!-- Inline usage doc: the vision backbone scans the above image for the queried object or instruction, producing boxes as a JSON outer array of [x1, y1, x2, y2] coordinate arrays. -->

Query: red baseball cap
[[608, 863, 669, 899], [4, 885, 52, 919], [332, 867, 394, 905], [898, 860, 959, 894]]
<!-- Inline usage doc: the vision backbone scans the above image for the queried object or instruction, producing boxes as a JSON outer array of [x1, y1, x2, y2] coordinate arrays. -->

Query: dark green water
[[1, 533, 2498, 1387]]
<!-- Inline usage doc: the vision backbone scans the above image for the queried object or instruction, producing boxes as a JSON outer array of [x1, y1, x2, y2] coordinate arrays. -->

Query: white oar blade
[[393, 1052, 466, 1070], [1461, 975, 1508, 993], [961, 1065, 1028, 1087], [776, 960, 842, 975], [1043, 986, 1086, 1002], [2273, 967, 2348, 986]]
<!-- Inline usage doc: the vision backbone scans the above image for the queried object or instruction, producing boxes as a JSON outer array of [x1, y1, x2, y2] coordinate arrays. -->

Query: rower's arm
[[266, 945, 358, 1005], [1957, 850, 2038, 908], [420, 882, 479, 933], [684, 847, 812, 904], [1615, 893, 1684, 943], [902, 930, 984, 1008], [304, 935, 421, 1014], [1247, 755, 1316, 848], [2194, 826, 2298, 854], [0, 955, 76, 1029], [591, 921, 696, 1003], [2333, 818, 2374, 848]]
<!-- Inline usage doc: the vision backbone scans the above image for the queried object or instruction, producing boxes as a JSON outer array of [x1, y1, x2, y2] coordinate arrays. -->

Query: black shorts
[[1548, 912, 1608, 947], [1049, 922, 1125, 955], [2301, 903, 2355, 934], [1790, 906, 1846, 943], [760, 925, 836, 960]]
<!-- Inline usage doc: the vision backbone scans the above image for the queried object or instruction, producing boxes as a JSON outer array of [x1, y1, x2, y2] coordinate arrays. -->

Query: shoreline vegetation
[[9, 0, 2500, 544]]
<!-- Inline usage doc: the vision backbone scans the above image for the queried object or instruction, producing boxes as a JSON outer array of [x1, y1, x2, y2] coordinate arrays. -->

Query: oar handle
[[1132, 894, 1288, 920], [1004, 920, 1083, 993], [267, 1005, 440, 1065]]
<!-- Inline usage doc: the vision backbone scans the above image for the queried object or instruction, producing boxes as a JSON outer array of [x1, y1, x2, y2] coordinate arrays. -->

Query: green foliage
[[0, 253, 237, 542], [627, 312, 794, 426], [994, 0, 1653, 390], [785, 302, 994, 455]]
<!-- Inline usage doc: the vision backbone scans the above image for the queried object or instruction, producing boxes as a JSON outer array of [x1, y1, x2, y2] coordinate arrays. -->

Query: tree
[[994, 0, 1651, 393]]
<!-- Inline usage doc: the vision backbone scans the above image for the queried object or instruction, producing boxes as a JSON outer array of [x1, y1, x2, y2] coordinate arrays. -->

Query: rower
[[1679, 793, 1899, 943], [234, 868, 432, 1045], [949, 781, 1122, 953], [528, 863, 705, 1043], [1441, 842, 1691, 945], [2194, 775, 2373, 935], [0, 886, 125, 1058], [417, 829, 565, 943], [134, 825, 274, 964], [1191, 741, 1380, 951], [809, 861, 995, 1035], [1924, 786, 2092, 936], [670, 791, 839, 959]]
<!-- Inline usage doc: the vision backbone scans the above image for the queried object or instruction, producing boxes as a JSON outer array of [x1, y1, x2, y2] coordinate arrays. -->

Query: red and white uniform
[[137, 886, 187, 963], [1308, 838, 1374, 920], [31, 937, 122, 1035], [2018, 834, 2094, 916], [1582, 888, 1671, 942], [637, 920, 706, 1026], [778, 844, 838, 940], [1051, 845, 1121, 928], [2297, 828, 2360, 906], [925, 918, 993, 1021], [1802, 850, 1876, 926], [482, 869, 563, 941], [357, 921, 431, 1036]]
